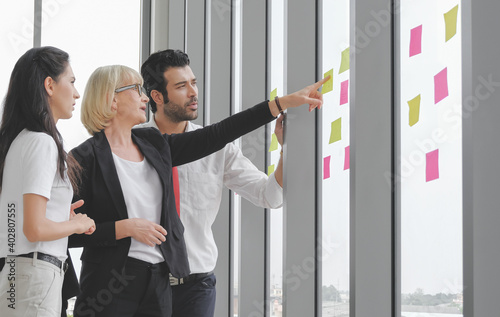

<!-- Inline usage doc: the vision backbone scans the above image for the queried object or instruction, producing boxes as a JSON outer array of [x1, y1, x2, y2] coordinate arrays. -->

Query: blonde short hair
[[81, 65, 143, 135]]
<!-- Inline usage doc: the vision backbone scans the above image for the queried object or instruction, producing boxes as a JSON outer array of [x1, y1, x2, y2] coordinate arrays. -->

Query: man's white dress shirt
[[139, 117, 283, 274]]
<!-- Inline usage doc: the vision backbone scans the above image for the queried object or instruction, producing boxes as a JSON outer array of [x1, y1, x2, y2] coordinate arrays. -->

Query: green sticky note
[[408, 94, 421, 127], [339, 47, 350, 74], [268, 164, 275, 175], [329, 118, 342, 144], [270, 88, 278, 101], [444, 5, 459, 42], [269, 133, 279, 152], [322, 69, 334, 94]]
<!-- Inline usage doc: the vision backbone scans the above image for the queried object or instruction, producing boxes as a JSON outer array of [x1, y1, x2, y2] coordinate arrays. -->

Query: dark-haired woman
[[0, 46, 95, 317]]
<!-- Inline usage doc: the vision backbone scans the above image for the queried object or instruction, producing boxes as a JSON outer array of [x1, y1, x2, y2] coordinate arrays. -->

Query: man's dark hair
[[141, 49, 190, 113]]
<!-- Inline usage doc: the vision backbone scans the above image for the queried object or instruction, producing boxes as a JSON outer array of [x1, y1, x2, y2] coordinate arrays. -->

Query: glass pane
[[321, 1, 350, 316], [233, 192, 241, 317], [0, 0, 34, 113], [232, 0, 242, 315], [268, 0, 285, 316], [40, 2, 141, 315], [41, 0, 141, 150], [399, 1, 463, 316]]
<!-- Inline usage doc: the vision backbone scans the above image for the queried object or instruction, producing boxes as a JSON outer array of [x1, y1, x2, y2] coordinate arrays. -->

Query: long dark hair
[[0, 46, 80, 192]]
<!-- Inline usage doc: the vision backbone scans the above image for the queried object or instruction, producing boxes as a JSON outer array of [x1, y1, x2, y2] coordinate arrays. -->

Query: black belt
[[170, 271, 213, 286], [126, 257, 168, 273], [17, 252, 67, 271]]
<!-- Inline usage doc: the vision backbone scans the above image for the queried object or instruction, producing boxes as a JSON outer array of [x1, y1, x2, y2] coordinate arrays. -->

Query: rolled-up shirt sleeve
[[223, 142, 283, 209]]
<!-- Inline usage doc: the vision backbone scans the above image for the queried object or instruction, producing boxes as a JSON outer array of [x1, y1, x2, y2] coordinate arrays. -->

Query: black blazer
[[66, 101, 274, 311]]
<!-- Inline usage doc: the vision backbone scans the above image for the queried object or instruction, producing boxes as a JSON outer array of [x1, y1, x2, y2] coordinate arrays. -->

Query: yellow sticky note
[[329, 118, 342, 144], [270, 88, 278, 101], [408, 94, 421, 127], [444, 5, 459, 42], [268, 164, 275, 175], [322, 69, 334, 94], [269, 133, 279, 152], [339, 47, 350, 74]]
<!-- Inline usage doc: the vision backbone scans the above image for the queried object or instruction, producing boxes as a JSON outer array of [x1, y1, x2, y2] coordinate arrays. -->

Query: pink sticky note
[[426, 149, 439, 182], [409, 25, 422, 57], [323, 156, 331, 179], [340, 80, 349, 105], [434, 68, 448, 104], [344, 146, 350, 170]]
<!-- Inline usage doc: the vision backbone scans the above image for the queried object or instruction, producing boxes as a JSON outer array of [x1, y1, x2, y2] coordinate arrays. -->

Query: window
[[268, 0, 285, 315], [41, 0, 141, 150], [232, 1, 242, 315], [399, 1, 463, 316], [0, 0, 34, 111], [320, 1, 351, 316]]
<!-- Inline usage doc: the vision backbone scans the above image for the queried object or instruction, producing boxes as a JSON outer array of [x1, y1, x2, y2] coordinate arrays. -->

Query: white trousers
[[0, 254, 65, 317]]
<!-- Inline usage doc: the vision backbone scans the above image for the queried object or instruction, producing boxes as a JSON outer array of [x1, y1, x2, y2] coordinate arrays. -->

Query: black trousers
[[62, 251, 80, 317], [172, 274, 216, 317], [74, 257, 171, 317]]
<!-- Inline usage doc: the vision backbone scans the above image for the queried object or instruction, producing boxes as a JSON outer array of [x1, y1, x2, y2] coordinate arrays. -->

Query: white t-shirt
[[112, 152, 164, 264], [0, 129, 72, 260]]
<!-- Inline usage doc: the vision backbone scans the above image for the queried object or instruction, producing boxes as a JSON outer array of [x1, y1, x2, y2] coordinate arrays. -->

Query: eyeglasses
[[115, 84, 147, 97]]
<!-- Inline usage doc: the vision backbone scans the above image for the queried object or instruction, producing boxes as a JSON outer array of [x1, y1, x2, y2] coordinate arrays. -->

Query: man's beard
[[163, 97, 198, 123]]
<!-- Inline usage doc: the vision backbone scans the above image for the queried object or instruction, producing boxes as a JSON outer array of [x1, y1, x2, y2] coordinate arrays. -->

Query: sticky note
[[409, 25, 422, 57], [434, 68, 449, 104], [408, 94, 421, 126], [323, 156, 331, 179], [426, 149, 439, 182], [329, 118, 342, 144], [444, 5, 459, 42], [340, 80, 349, 105], [269, 133, 279, 152], [268, 164, 275, 176], [339, 47, 350, 74], [322, 69, 334, 94], [344, 146, 350, 170], [270, 88, 278, 101]]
